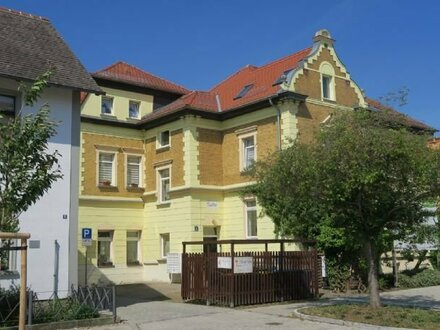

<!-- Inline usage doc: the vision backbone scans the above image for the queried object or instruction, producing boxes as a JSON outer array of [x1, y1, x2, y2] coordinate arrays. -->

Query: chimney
[[313, 29, 335, 48]]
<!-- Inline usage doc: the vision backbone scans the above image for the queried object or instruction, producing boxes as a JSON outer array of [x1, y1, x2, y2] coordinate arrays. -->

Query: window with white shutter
[[126, 155, 141, 187], [98, 153, 115, 186]]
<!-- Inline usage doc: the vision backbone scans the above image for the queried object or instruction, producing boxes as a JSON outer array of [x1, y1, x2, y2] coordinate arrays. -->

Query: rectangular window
[[242, 136, 255, 169], [158, 168, 170, 203], [0, 239, 17, 272], [128, 101, 140, 119], [0, 94, 15, 113], [127, 231, 141, 265], [126, 155, 142, 188], [157, 131, 170, 148], [98, 153, 115, 186], [322, 75, 332, 100], [160, 233, 170, 259], [98, 231, 113, 267], [245, 200, 258, 238], [101, 96, 113, 115]]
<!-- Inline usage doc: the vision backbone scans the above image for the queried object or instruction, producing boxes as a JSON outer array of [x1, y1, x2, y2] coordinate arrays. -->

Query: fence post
[[112, 286, 117, 322], [230, 242, 234, 308], [27, 290, 33, 326], [312, 246, 319, 297]]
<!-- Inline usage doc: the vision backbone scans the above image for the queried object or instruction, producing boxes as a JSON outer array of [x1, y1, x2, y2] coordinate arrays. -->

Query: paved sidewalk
[[79, 285, 440, 330], [89, 301, 351, 330]]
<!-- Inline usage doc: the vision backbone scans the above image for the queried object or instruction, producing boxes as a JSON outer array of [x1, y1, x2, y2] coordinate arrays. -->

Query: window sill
[[246, 236, 258, 240], [98, 184, 118, 190], [156, 145, 170, 152], [100, 113, 117, 119], [156, 201, 171, 207], [157, 258, 167, 264], [98, 264, 115, 268], [322, 98, 336, 103], [126, 186, 145, 192], [127, 262, 143, 267], [126, 117, 140, 122]]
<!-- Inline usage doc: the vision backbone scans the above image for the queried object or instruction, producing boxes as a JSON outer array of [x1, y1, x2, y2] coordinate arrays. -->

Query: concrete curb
[[2, 314, 115, 330], [293, 304, 415, 330]]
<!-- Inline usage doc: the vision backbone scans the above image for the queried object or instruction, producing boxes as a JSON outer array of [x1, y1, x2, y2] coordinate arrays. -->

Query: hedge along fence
[[0, 286, 116, 328]]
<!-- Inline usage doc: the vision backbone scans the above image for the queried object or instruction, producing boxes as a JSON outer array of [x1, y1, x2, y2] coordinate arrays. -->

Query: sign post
[[81, 228, 92, 286]]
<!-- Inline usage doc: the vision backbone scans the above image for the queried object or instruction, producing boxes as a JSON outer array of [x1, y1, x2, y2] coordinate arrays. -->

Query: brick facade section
[[82, 133, 144, 197], [294, 48, 360, 107], [222, 116, 278, 186], [198, 128, 223, 186], [144, 129, 185, 191], [296, 102, 332, 145]]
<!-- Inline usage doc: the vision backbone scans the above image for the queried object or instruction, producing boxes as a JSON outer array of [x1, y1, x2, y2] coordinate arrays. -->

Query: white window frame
[[239, 131, 257, 171], [101, 96, 114, 115], [125, 153, 143, 188], [128, 100, 140, 119], [126, 231, 141, 265], [96, 150, 117, 187], [160, 233, 170, 259], [156, 130, 171, 149], [244, 199, 258, 239], [97, 230, 114, 267], [0, 94, 15, 113], [320, 62, 336, 102], [0, 239, 18, 272], [156, 165, 171, 204]]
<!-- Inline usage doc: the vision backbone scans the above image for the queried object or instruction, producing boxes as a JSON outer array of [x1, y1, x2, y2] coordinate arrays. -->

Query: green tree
[[246, 109, 440, 308], [0, 70, 62, 233]]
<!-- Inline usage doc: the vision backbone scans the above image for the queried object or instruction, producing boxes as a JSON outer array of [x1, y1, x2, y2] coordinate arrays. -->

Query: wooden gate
[[181, 239, 319, 307]]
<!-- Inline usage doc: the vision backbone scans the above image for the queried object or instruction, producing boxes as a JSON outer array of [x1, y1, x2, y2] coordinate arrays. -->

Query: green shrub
[[33, 297, 99, 324], [378, 273, 394, 290], [398, 268, 440, 288], [0, 286, 20, 327]]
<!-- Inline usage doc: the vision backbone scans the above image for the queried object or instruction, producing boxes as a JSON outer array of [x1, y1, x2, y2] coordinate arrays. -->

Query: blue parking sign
[[82, 228, 92, 239]]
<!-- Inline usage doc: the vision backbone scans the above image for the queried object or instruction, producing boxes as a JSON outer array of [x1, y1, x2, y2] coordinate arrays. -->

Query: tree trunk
[[365, 240, 381, 308]]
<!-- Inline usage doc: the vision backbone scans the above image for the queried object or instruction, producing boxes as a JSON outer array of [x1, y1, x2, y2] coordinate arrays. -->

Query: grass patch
[[301, 303, 440, 329]]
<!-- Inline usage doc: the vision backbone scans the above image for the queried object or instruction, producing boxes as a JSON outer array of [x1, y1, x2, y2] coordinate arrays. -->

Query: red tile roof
[[365, 97, 435, 131], [210, 48, 312, 111], [140, 91, 217, 122], [139, 47, 312, 123], [93, 61, 189, 95]]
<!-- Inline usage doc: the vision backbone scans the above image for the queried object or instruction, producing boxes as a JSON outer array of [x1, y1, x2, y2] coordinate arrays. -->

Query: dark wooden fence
[[181, 239, 319, 307]]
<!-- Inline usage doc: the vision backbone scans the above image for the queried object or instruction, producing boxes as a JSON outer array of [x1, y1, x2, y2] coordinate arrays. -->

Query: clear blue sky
[[3, 0, 439, 134]]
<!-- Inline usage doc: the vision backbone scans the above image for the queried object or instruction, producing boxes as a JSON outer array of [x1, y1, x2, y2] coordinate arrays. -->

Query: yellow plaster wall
[[78, 200, 144, 285], [143, 194, 200, 264], [81, 87, 154, 120]]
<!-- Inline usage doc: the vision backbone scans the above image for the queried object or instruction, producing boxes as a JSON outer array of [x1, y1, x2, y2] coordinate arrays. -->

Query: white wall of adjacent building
[[0, 77, 79, 299]]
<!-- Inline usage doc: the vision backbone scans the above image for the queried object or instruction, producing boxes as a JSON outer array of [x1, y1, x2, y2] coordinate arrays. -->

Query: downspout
[[269, 98, 282, 150]]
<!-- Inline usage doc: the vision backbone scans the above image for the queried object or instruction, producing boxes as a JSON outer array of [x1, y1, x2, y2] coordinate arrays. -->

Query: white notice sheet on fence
[[217, 256, 232, 269], [234, 257, 253, 273], [167, 253, 182, 273]]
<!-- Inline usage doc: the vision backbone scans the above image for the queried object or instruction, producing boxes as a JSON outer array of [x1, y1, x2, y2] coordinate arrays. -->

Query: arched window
[[320, 62, 336, 101]]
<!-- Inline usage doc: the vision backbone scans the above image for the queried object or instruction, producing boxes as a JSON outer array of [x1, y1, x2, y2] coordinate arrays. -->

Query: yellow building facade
[[78, 30, 431, 284]]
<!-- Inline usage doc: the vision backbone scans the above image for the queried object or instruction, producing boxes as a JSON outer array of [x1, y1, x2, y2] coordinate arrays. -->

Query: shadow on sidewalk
[[116, 283, 182, 307]]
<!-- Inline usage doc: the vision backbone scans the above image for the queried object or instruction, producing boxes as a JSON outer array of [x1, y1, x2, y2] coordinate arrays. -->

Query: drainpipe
[[269, 98, 282, 150]]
